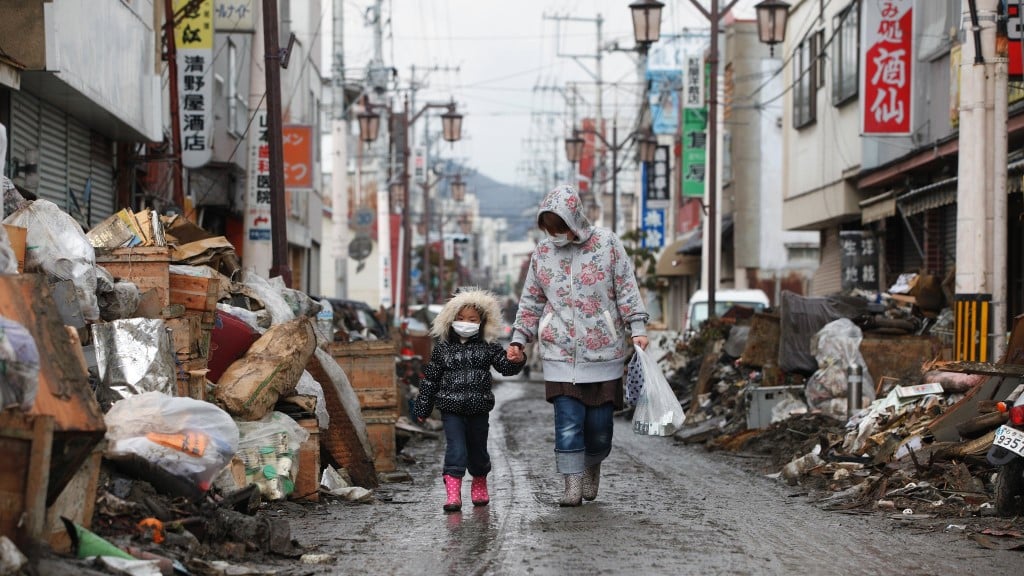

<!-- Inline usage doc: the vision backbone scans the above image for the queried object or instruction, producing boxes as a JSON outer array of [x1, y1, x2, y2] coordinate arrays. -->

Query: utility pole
[[330, 0, 348, 298], [957, 0, 1006, 359], [162, 0, 186, 209], [262, 0, 291, 286]]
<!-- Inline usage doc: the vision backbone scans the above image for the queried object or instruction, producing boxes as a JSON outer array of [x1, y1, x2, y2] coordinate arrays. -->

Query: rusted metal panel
[[859, 335, 943, 389]]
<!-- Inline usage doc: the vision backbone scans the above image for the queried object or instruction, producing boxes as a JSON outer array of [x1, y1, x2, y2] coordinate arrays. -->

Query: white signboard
[[214, 0, 256, 32], [377, 188, 393, 308], [175, 0, 214, 168], [246, 109, 271, 242]]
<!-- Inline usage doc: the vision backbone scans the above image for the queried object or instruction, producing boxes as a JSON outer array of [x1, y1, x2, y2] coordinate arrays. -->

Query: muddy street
[[278, 376, 1019, 575]]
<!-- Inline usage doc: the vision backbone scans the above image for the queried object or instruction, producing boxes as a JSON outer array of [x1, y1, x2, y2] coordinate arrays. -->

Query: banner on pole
[[861, 0, 914, 135]]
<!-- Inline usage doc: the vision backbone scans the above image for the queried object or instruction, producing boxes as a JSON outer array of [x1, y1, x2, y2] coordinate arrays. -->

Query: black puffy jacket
[[413, 335, 524, 417]]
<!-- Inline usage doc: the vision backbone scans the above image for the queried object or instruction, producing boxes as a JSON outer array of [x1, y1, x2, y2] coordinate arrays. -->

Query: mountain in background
[[465, 172, 543, 241]]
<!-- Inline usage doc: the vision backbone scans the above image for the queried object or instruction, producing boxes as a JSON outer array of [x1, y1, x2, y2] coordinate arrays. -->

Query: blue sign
[[249, 229, 271, 241]]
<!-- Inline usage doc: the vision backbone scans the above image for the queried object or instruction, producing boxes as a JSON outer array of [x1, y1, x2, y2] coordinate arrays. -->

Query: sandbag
[[214, 318, 316, 420]]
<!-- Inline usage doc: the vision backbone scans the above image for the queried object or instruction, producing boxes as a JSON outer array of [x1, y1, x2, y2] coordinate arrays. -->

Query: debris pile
[[0, 181, 399, 573], [658, 287, 1024, 539]]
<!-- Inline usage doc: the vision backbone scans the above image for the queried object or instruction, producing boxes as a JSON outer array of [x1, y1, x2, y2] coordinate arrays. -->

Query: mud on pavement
[[276, 378, 1021, 575]]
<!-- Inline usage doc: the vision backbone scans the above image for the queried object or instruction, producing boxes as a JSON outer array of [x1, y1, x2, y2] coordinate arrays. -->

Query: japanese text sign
[[283, 125, 313, 189], [681, 108, 707, 198], [839, 230, 879, 292], [861, 0, 914, 135], [246, 110, 271, 241], [214, 0, 255, 32], [175, 0, 213, 168]]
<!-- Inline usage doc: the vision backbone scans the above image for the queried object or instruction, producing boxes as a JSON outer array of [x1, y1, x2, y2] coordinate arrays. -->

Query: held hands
[[632, 335, 649, 350], [507, 343, 525, 363]]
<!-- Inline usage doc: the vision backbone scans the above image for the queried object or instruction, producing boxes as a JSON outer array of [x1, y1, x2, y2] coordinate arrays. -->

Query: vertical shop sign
[[862, 0, 914, 135], [282, 125, 314, 189], [247, 110, 272, 241], [681, 108, 707, 198], [175, 0, 214, 168], [839, 231, 879, 291], [647, 42, 683, 135]]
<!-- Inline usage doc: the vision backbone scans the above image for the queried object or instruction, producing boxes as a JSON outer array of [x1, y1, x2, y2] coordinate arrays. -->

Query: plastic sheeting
[[0, 316, 40, 411], [4, 199, 100, 320], [92, 318, 177, 400], [804, 318, 876, 419]]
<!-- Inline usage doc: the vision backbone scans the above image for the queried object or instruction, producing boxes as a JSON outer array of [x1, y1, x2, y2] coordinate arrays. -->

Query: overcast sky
[[333, 1, 760, 187]]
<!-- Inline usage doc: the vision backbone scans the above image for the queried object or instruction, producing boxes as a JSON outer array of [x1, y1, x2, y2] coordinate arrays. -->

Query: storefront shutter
[[811, 227, 840, 296], [10, 91, 116, 225]]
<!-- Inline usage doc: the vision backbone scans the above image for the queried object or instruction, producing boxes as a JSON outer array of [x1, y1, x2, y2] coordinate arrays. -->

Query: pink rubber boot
[[442, 474, 462, 512], [470, 476, 490, 506]]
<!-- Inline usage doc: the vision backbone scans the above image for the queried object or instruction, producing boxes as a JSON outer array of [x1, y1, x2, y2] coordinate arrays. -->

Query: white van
[[684, 289, 770, 338]]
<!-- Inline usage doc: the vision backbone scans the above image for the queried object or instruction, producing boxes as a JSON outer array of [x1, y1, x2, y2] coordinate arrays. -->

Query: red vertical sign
[[862, 0, 913, 135], [282, 125, 313, 189]]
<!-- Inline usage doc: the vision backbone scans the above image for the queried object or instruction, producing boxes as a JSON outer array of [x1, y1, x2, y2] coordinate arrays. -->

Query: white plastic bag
[[236, 411, 310, 500], [104, 392, 239, 497], [624, 351, 644, 407], [631, 345, 686, 436]]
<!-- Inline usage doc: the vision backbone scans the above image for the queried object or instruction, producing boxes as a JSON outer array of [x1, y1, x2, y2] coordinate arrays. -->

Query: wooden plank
[[43, 444, 103, 553], [96, 247, 171, 307], [741, 313, 780, 368], [0, 413, 54, 547], [935, 361, 1024, 377], [169, 274, 218, 312], [860, 335, 941, 387]]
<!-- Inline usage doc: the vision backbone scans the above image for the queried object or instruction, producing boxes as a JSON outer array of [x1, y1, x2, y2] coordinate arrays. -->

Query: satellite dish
[[348, 233, 373, 261]]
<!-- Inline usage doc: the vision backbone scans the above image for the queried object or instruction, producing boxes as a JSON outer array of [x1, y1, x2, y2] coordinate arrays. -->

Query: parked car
[[315, 297, 390, 342], [683, 289, 771, 340]]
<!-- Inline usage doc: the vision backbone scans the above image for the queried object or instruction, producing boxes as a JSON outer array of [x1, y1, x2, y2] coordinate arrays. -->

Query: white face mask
[[550, 232, 571, 247], [452, 321, 480, 338]]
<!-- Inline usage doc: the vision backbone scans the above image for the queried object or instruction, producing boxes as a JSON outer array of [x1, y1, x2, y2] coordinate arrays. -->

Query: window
[[832, 2, 859, 106], [793, 32, 819, 128]]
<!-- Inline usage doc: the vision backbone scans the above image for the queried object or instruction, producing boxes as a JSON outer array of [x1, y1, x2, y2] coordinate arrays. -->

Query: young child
[[413, 288, 526, 512]]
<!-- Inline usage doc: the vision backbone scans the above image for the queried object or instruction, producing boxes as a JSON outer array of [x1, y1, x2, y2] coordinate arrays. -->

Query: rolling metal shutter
[[10, 91, 115, 226], [810, 227, 840, 296]]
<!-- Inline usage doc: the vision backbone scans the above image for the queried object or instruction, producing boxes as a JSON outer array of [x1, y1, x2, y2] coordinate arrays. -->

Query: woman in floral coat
[[507, 185, 649, 507]]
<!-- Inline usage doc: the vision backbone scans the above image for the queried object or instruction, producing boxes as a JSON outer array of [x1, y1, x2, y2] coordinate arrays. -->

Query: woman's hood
[[430, 288, 504, 342], [538, 185, 593, 243]]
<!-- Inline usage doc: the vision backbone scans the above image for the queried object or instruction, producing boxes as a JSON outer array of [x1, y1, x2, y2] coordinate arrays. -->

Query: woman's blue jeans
[[552, 396, 614, 474], [441, 412, 491, 478]]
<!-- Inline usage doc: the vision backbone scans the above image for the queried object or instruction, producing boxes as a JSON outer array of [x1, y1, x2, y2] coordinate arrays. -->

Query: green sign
[[681, 108, 707, 198]]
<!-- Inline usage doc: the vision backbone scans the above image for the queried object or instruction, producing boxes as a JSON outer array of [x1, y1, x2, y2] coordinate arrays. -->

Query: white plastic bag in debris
[[0, 316, 40, 411], [4, 199, 100, 320], [295, 370, 330, 430], [240, 268, 295, 326], [236, 411, 310, 501], [631, 345, 686, 436], [804, 318, 875, 419], [105, 391, 239, 497]]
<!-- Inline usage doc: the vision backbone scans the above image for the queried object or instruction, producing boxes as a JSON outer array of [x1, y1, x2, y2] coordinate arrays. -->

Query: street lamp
[[441, 105, 463, 143], [629, 0, 664, 53], [566, 121, 655, 234], [354, 96, 464, 315], [357, 109, 381, 143], [451, 174, 466, 202], [754, 0, 790, 57]]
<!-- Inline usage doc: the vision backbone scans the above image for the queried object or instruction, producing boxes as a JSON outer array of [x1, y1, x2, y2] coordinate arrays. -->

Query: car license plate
[[993, 425, 1024, 457]]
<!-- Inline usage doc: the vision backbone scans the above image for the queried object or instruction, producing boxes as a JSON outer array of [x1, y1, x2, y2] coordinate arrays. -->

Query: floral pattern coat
[[511, 185, 648, 384]]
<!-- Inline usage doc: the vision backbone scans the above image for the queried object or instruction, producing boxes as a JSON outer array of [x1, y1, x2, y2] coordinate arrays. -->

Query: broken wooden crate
[[325, 340, 399, 473]]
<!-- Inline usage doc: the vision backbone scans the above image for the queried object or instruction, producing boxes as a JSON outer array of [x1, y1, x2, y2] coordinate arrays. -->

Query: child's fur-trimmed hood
[[430, 287, 504, 343]]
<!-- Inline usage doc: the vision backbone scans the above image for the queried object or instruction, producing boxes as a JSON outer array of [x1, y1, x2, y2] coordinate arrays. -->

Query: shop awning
[[860, 190, 897, 224], [676, 214, 734, 256], [896, 176, 957, 217], [656, 237, 700, 276]]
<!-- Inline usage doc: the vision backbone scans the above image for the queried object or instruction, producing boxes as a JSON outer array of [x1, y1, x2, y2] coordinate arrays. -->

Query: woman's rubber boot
[[559, 472, 584, 507], [582, 463, 601, 501], [470, 476, 490, 506], [443, 474, 463, 512]]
